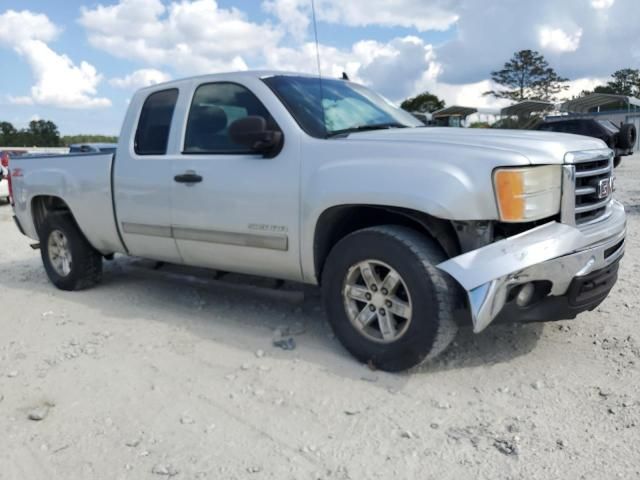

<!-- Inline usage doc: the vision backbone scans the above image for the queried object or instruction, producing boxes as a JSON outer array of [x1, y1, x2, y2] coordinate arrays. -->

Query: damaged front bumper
[[438, 200, 626, 333]]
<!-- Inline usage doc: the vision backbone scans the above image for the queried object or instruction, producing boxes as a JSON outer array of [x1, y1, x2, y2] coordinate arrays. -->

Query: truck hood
[[345, 127, 607, 165]]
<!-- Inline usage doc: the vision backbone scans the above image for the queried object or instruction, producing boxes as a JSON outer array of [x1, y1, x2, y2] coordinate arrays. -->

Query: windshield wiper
[[326, 123, 409, 138]]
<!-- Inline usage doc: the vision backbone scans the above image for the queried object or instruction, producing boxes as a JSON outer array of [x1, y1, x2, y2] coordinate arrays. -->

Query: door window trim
[[134, 88, 179, 156]]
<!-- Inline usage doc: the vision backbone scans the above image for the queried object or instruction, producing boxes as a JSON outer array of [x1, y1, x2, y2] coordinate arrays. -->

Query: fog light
[[516, 283, 535, 307]]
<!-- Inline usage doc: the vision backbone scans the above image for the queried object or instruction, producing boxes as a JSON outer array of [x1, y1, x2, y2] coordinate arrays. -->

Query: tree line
[[401, 49, 640, 113], [0, 120, 117, 147]]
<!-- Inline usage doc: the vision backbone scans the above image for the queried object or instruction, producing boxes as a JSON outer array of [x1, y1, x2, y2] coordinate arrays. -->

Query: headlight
[[493, 165, 561, 222]]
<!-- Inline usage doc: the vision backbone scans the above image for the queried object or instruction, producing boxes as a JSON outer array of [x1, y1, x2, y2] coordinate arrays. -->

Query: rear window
[[135, 89, 179, 155], [597, 119, 619, 134]]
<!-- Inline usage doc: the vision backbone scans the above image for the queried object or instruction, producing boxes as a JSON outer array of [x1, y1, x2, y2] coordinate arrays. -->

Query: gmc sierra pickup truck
[[9, 71, 626, 371]]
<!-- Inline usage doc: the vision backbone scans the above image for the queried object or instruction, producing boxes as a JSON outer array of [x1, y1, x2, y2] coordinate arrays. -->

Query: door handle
[[174, 171, 203, 184]]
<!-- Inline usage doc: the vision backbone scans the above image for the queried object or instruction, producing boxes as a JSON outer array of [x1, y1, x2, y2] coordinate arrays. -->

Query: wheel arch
[[31, 195, 78, 234], [313, 204, 460, 284]]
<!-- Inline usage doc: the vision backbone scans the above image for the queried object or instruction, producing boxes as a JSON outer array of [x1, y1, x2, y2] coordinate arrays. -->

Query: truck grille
[[573, 155, 613, 225]]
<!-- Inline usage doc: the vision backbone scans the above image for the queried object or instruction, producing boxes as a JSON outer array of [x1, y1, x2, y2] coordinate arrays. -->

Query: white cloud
[[110, 69, 171, 89], [437, 0, 640, 84], [262, 36, 438, 102], [263, 0, 459, 36], [0, 9, 59, 44], [562, 76, 609, 99], [539, 26, 583, 53], [591, 0, 615, 8], [79, 0, 281, 75], [14, 40, 111, 109], [262, 0, 310, 41], [0, 9, 110, 109]]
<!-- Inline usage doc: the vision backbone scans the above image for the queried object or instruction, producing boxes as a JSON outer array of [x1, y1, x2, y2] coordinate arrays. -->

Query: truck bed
[[10, 152, 125, 255]]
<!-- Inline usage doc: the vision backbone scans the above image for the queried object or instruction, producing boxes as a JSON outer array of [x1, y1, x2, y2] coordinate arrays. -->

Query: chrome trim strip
[[560, 165, 576, 226], [575, 186, 596, 196], [121, 222, 288, 251], [564, 149, 612, 164], [173, 227, 288, 251], [122, 222, 172, 238], [575, 197, 612, 214], [575, 165, 612, 178]]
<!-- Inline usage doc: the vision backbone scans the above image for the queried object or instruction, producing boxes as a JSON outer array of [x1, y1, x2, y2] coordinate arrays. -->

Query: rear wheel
[[321, 225, 459, 371], [38, 214, 102, 291]]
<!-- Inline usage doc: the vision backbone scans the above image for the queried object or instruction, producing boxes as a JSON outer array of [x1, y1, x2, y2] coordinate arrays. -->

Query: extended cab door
[[170, 80, 302, 281], [113, 88, 182, 263]]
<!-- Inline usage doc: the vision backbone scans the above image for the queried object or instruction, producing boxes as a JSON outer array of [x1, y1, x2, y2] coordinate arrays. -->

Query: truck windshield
[[263, 75, 423, 138]]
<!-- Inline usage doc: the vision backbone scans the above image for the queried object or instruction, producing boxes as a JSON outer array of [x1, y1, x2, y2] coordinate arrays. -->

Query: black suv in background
[[536, 118, 636, 167]]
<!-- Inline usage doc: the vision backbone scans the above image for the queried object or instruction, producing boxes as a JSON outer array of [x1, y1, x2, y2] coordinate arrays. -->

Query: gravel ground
[[1, 156, 639, 480]]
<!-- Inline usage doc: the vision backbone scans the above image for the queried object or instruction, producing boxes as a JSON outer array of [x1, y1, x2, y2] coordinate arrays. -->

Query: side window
[[135, 89, 179, 155], [184, 82, 277, 154]]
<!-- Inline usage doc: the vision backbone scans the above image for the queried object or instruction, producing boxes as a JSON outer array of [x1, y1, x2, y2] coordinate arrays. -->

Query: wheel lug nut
[[381, 288, 388, 295], [369, 305, 376, 312], [371, 285, 377, 292], [379, 308, 386, 316], [385, 300, 392, 308], [365, 293, 372, 300]]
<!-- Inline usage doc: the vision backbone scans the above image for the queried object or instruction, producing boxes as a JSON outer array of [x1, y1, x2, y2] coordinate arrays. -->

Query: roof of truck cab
[[137, 70, 322, 91]]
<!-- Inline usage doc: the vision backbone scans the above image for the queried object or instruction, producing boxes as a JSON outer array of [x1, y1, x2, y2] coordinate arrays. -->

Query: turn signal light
[[493, 166, 561, 222]]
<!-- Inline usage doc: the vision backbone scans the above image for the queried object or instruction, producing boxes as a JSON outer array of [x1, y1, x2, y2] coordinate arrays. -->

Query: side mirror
[[228, 116, 283, 157]]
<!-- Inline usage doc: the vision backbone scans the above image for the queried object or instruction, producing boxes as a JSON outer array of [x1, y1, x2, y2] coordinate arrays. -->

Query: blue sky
[[0, 0, 637, 135]]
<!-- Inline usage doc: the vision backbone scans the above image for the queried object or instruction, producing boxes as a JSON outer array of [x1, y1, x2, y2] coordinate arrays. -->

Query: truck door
[[113, 88, 182, 263], [170, 81, 301, 281]]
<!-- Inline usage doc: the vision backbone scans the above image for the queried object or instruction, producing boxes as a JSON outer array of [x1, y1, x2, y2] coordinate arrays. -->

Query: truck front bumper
[[438, 200, 626, 333]]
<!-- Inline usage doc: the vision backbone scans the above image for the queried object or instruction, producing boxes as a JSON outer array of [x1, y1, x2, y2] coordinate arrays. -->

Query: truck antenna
[[310, 0, 327, 133]]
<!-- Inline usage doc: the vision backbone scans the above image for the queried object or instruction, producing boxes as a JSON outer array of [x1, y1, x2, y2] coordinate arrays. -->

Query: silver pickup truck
[[9, 71, 626, 371]]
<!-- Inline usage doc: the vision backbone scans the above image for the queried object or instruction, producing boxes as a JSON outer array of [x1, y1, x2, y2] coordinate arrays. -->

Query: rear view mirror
[[228, 116, 283, 157]]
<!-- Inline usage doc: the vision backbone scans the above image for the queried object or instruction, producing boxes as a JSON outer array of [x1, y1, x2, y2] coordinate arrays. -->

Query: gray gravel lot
[[0, 156, 639, 479]]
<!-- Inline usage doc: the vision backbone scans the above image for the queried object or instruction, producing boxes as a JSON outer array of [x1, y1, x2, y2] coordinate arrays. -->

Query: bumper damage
[[438, 200, 626, 333]]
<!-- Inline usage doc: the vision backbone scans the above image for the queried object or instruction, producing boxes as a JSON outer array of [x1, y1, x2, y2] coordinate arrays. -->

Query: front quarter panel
[[300, 137, 530, 282]]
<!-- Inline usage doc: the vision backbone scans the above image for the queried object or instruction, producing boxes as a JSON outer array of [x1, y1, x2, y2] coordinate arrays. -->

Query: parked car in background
[[536, 118, 636, 167], [8, 71, 627, 371], [1, 150, 27, 203], [0, 155, 8, 203], [69, 143, 117, 154]]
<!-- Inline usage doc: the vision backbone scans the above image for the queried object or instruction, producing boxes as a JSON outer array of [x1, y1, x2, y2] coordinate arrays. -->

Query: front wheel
[[38, 214, 103, 291], [321, 225, 459, 371]]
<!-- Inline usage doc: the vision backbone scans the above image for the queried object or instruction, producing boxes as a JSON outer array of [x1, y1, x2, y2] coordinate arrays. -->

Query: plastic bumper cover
[[437, 200, 626, 333]]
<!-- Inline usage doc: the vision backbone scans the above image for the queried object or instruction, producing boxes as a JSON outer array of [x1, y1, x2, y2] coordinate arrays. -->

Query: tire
[[617, 124, 637, 150], [321, 225, 459, 372], [614, 156, 622, 168], [38, 213, 102, 291]]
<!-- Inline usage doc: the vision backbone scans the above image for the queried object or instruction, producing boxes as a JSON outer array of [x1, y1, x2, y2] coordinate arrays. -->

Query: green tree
[[603, 68, 640, 96], [26, 120, 61, 147], [484, 49, 569, 102], [0, 121, 18, 145], [579, 69, 640, 99], [61, 134, 118, 145], [0, 119, 62, 147], [401, 91, 445, 113]]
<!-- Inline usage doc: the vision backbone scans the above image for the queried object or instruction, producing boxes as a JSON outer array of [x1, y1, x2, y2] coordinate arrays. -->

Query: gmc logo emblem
[[598, 178, 612, 199]]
